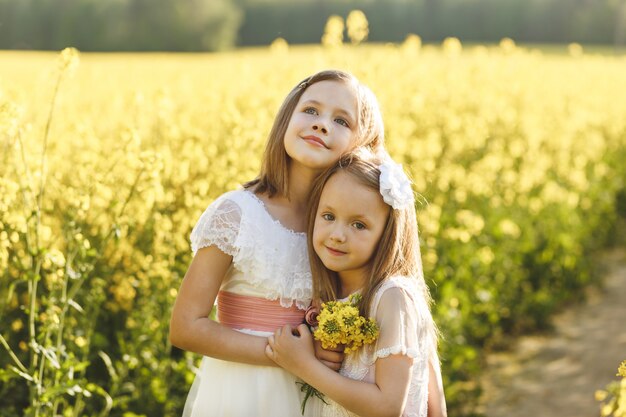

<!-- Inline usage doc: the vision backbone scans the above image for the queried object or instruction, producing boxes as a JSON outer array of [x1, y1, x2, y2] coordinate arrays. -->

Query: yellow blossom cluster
[[0, 41, 625, 414], [314, 295, 379, 354], [597, 360, 626, 417]]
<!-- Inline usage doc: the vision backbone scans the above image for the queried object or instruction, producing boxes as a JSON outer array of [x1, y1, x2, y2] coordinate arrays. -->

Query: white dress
[[182, 189, 312, 417], [305, 276, 435, 417]]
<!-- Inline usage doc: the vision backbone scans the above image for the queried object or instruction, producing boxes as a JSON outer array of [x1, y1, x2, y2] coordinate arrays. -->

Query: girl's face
[[312, 171, 390, 284], [284, 80, 358, 171]]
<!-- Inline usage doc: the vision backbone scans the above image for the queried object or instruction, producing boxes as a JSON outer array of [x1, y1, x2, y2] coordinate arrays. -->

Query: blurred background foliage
[[1, 0, 626, 51], [2, 1, 626, 416], [1, 39, 625, 415]]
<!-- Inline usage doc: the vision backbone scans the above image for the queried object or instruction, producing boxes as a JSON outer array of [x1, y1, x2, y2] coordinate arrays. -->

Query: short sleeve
[[190, 196, 242, 257], [372, 286, 427, 360]]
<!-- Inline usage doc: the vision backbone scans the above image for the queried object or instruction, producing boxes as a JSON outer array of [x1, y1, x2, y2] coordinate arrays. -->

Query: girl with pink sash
[[169, 70, 386, 417]]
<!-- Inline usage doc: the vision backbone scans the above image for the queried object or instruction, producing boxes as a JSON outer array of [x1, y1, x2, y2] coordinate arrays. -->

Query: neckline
[[242, 189, 307, 237]]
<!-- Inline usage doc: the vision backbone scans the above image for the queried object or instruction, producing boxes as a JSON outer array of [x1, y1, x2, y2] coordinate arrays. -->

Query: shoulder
[[211, 188, 253, 208], [372, 276, 428, 318], [376, 285, 406, 306], [199, 189, 265, 218], [190, 189, 256, 255], [375, 286, 412, 322], [375, 276, 419, 301]]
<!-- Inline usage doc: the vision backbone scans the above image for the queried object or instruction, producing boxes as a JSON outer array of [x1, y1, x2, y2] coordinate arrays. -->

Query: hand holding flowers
[[266, 294, 379, 414]]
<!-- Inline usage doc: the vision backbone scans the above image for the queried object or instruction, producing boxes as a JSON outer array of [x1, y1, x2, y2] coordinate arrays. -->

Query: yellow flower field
[[1, 41, 625, 415]]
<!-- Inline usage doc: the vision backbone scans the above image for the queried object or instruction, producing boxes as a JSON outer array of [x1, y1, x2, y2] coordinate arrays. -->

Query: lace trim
[[190, 198, 241, 256], [374, 345, 420, 360]]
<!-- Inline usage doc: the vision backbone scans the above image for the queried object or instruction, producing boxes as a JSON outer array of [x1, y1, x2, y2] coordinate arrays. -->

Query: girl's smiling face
[[284, 80, 358, 171], [312, 170, 390, 286]]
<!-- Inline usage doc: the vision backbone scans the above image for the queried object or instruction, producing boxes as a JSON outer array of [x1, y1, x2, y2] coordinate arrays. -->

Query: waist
[[217, 291, 305, 332]]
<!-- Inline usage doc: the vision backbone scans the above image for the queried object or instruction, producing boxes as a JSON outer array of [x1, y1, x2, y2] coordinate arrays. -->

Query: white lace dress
[[182, 189, 312, 417], [305, 276, 435, 417]]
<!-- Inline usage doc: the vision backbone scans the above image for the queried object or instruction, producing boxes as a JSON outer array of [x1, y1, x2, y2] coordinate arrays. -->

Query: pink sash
[[217, 291, 305, 332]]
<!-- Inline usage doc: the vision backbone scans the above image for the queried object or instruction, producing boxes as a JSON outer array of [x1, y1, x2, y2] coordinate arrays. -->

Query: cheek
[[287, 113, 307, 130], [339, 130, 359, 154], [311, 220, 321, 247], [313, 219, 335, 249], [312, 220, 324, 245], [284, 122, 296, 142]]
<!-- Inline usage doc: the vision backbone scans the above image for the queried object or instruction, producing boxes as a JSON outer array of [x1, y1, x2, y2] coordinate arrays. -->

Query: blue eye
[[304, 107, 317, 115], [335, 118, 349, 128], [352, 222, 366, 230], [322, 213, 334, 221]]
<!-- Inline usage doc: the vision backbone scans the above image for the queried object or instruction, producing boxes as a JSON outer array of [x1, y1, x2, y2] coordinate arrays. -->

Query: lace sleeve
[[372, 286, 429, 361], [190, 197, 242, 256]]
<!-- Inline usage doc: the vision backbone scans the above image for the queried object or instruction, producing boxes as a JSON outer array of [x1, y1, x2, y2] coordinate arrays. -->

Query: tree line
[[1, 0, 624, 52]]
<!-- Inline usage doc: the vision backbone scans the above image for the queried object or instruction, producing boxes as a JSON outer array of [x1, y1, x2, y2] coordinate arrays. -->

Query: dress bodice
[[190, 189, 312, 309]]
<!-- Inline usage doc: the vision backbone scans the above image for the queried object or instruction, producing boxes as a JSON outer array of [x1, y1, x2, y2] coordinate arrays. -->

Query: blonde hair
[[307, 150, 430, 319], [244, 70, 385, 196]]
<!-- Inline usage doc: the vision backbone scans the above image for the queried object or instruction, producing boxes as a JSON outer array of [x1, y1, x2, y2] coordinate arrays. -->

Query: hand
[[314, 339, 344, 371], [265, 324, 315, 375]]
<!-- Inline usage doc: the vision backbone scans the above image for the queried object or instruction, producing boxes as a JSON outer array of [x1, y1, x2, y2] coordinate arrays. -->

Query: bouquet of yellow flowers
[[298, 294, 379, 414]]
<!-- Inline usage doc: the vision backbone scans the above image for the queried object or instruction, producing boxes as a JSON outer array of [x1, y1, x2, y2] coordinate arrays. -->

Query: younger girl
[[266, 150, 446, 417], [169, 70, 385, 416]]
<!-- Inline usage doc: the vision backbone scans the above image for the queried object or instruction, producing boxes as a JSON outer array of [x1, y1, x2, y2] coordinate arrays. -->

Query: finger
[[265, 344, 275, 360], [320, 360, 342, 372], [297, 323, 310, 335], [296, 323, 312, 341], [327, 344, 345, 352], [276, 327, 282, 336], [317, 349, 343, 363], [268, 335, 275, 347]]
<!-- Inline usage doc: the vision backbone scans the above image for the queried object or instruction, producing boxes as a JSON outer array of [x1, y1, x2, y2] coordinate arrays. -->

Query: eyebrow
[[301, 100, 356, 123], [319, 204, 369, 221]]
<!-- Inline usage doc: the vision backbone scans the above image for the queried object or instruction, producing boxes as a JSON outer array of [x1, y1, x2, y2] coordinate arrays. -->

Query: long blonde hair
[[307, 150, 430, 319], [244, 70, 385, 196]]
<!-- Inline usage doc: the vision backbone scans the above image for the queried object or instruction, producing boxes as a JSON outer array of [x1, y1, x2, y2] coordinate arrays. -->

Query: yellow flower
[[596, 390, 608, 402], [618, 360, 626, 378], [270, 38, 288, 55], [11, 319, 23, 332], [75, 336, 87, 348], [313, 294, 379, 353], [346, 10, 369, 45], [321, 15, 344, 47], [58, 47, 80, 75], [442, 37, 462, 56]]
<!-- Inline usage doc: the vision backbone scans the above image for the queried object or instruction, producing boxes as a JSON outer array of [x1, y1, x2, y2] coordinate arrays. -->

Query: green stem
[[36, 70, 63, 248], [28, 261, 41, 366], [27, 64, 65, 417], [0, 333, 28, 373], [56, 250, 76, 352]]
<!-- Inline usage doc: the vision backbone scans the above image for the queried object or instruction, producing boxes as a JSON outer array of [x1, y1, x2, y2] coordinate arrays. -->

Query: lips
[[302, 135, 328, 149], [325, 246, 347, 256]]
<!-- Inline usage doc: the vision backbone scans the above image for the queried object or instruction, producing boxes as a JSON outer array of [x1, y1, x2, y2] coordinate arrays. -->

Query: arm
[[169, 245, 275, 366], [267, 324, 412, 417], [427, 356, 447, 417]]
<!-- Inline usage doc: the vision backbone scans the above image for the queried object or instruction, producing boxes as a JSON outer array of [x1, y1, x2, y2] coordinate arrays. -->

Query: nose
[[312, 124, 328, 134], [329, 225, 346, 243], [312, 119, 328, 134]]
